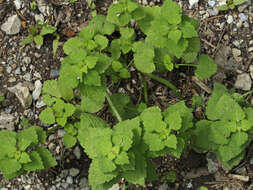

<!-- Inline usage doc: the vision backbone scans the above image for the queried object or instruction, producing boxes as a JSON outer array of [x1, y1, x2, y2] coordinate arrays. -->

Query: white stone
[[1, 15, 21, 35], [234, 73, 252, 91], [227, 15, 233, 24], [14, 0, 23, 9], [189, 0, 199, 8], [0, 112, 16, 130], [32, 80, 42, 100], [8, 83, 32, 108]]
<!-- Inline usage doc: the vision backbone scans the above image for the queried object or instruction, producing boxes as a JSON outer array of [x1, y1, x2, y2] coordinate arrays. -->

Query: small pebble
[[238, 13, 248, 22], [232, 48, 241, 57], [23, 57, 31, 64], [66, 176, 73, 184], [208, 0, 215, 7], [227, 15, 233, 24]]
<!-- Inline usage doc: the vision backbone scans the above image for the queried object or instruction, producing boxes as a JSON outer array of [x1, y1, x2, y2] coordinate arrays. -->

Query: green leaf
[[206, 83, 227, 120], [122, 151, 147, 186], [163, 101, 193, 132], [40, 25, 56, 36], [181, 22, 198, 38], [39, 108, 55, 125], [127, 1, 139, 12], [195, 54, 217, 79], [17, 127, 38, 151], [21, 34, 34, 46], [165, 111, 182, 130], [161, 0, 182, 25], [78, 127, 112, 158], [234, 0, 246, 5], [0, 131, 17, 158], [34, 35, 43, 46], [168, 30, 182, 44], [143, 133, 164, 151], [42, 95, 55, 106], [182, 52, 198, 63], [35, 147, 57, 169], [42, 80, 61, 98], [200, 186, 209, 190], [79, 25, 95, 40], [63, 134, 77, 148], [88, 160, 117, 188], [217, 132, 248, 163], [209, 121, 230, 145], [86, 55, 98, 69], [63, 37, 83, 55], [109, 39, 121, 60], [53, 39, 59, 54], [115, 152, 129, 165], [23, 151, 44, 171], [83, 70, 101, 86], [98, 158, 116, 173], [120, 27, 135, 40], [29, 25, 38, 35], [94, 34, 108, 50], [133, 41, 155, 73], [80, 85, 106, 113], [112, 61, 123, 72], [19, 152, 31, 164], [119, 68, 131, 78], [164, 54, 174, 71], [31, 126, 46, 143], [0, 159, 21, 174], [141, 107, 165, 133]]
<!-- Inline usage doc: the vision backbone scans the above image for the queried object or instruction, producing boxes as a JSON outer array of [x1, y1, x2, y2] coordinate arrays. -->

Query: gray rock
[[206, 152, 219, 173], [32, 80, 42, 100], [57, 129, 65, 138], [158, 184, 168, 190], [227, 15, 233, 24], [109, 184, 120, 190], [50, 69, 59, 78], [34, 72, 42, 79], [66, 176, 73, 184], [23, 73, 32, 81], [73, 146, 81, 159], [234, 73, 252, 91], [23, 57, 31, 64], [6, 66, 12, 73], [235, 166, 247, 175], [69, 168, 79, 177], [0, 112, 16, 130], [188, 0, 199, 8], [238, 13, 248, 22], [60, 170, 69, 178], [249, 65, 253, 79], [232, 48, 241, 58], [79, 177, 89, 188], [8, 83, 32, 108], [61, 182, 69, 189], [37, 0, 52, 15], [208, 0, 216, 7], [36, 99, 46, 108], [1, 15, 21, 35], [15, 67, 21, 75], [14, 0, 23, 9], [35, 14, 44, 23]]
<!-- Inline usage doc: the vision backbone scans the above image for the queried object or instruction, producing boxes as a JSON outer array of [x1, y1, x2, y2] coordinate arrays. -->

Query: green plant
[[0, 96, 4, 103], [0, 126, 57, 179], [0, 0, 224, 188], [30, 0, 37, 10], [218, 0, 247, 11], [191, 83, 253, 170], [21, 22, 60, 54]]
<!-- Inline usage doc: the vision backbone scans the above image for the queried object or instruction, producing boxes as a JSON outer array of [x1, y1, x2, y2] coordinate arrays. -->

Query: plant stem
[[177, 64, 197, 67], [140, 74, 148, 104], [106, 91, 123, 122], [145, 73, 181, 98], [46, 125, 61, 135]]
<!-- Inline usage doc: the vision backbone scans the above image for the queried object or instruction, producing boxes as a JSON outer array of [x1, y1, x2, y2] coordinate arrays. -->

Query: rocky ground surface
[[0, 0, 253, 189]]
